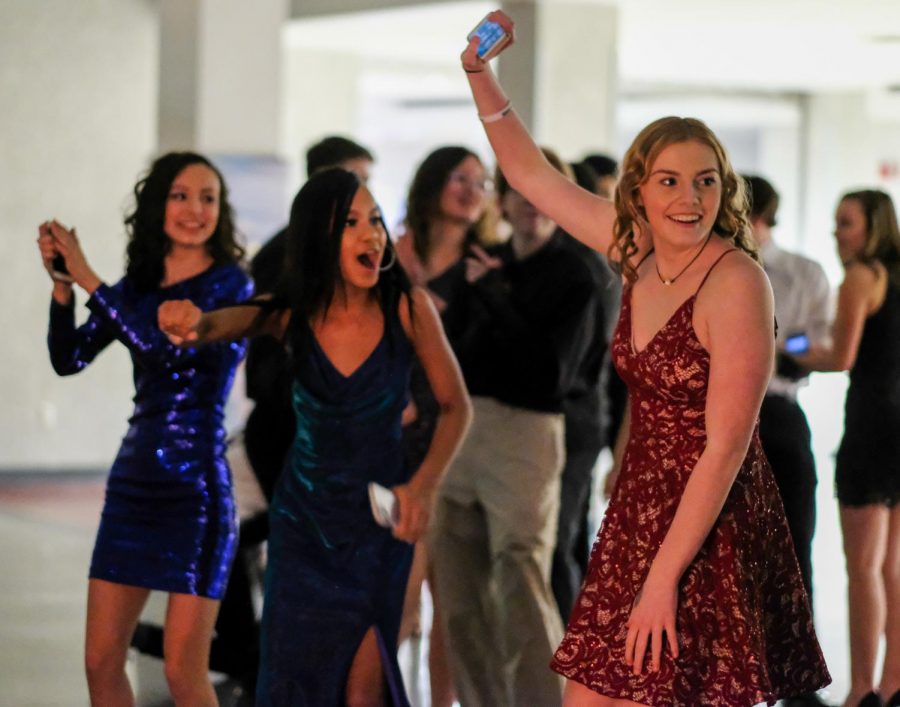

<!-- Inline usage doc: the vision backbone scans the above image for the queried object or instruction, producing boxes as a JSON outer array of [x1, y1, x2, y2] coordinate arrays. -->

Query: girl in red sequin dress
[[461, 11, 831, 707]]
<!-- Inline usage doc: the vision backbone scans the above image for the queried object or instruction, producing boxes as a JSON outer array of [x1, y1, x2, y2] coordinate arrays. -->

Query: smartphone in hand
[[784, 332, 810, 355], [51, 253, 69, 278], [467, 15, 510, 60], [368, 482, 399, 529]]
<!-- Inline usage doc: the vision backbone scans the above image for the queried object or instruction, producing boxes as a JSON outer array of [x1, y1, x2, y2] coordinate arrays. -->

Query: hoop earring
[[379, 245, 397, 272]]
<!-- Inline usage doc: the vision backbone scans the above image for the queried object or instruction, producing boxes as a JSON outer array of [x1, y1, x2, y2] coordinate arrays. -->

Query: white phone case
[[368, 482, 399, 528]]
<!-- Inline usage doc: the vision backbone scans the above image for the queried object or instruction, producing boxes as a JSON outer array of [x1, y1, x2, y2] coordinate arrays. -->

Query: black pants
[[758, 394, 818, 605], [551, 440, 604, 623]]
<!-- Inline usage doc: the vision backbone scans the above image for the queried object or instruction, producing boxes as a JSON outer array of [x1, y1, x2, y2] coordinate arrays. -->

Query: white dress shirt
[[761, 240, 833, 400]]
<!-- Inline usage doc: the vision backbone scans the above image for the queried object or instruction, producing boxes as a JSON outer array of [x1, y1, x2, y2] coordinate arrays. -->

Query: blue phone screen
[[473, 20, 506, 57], [784, 333, 809, 354]]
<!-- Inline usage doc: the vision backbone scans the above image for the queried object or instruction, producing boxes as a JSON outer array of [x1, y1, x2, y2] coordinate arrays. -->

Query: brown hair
[[405, 146, 496, 266], [840, 189, 900, 284], [611, 116, 757, 282]]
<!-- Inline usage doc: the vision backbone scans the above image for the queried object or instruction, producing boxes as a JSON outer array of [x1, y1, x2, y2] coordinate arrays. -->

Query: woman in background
[[795, 190, 900, 707], [38, 151, 251, 706], [395, 145, 495, 707]]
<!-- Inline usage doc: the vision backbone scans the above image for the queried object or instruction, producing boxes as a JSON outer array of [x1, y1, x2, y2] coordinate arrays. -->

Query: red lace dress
[[551, 276, 830, 706]]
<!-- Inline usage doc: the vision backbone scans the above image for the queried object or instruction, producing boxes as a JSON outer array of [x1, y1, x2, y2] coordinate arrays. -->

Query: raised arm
[[394, 287, 473, 543], [624, 256, 774, 674], [39, 222, 116, 375], [462, 11, 617, 254]]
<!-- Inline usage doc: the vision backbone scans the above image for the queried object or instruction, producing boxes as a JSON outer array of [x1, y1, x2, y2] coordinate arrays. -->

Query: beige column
[[500, 0, 618, 157], [158, 0, 288, 154]]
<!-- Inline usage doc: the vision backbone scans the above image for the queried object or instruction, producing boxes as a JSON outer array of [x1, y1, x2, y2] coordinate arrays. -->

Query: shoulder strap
[[695, 249, 739, 295], [635, 248, 655, 269]]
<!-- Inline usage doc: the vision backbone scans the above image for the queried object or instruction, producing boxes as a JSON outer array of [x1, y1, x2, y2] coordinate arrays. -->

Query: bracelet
[[478, 101, 513, 124], [464, 67, 484, 74]]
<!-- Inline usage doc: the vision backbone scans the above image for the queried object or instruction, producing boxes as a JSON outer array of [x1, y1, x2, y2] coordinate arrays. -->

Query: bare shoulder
[[398, 286, 438, 339], [697, 249, 773, 322], [707, 249, 770, 296], [842, 260, 880, 289]]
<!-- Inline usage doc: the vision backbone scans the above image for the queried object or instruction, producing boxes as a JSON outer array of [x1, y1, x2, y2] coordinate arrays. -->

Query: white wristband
[[478, 101, 513, 124]]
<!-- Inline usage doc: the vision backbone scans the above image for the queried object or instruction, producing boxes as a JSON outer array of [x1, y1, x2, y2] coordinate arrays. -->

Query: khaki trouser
[[430, 397, 566, 707]]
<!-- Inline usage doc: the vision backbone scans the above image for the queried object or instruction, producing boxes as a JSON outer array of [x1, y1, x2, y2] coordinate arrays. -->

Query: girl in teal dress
[[158, 168, 472, 706]]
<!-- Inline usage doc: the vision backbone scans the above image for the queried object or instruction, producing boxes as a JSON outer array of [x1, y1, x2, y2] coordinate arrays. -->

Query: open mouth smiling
[[668, 214, 702, 225]]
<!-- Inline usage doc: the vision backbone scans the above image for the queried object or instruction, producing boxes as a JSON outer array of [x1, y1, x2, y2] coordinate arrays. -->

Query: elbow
[[832, 354, 855, 373], [440, 389, 473, 437], [50, 358, 79, 377], [461, 393, 474, 435], [705, 438, 752, 476]]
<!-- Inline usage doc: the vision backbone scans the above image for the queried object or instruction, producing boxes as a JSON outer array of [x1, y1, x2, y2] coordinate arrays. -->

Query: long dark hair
[[124, 152, 244, 291], [275, 168, 411, 368], [405, 146, 494, 265], [840, 189, 900, 285]]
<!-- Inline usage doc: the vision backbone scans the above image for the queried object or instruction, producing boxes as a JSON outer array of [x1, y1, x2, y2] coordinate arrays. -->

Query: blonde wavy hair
[[609, 116, 757, 282]]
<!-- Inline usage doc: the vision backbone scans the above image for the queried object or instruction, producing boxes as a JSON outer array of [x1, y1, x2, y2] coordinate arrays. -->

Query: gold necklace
[[654, 234, 712, 285]]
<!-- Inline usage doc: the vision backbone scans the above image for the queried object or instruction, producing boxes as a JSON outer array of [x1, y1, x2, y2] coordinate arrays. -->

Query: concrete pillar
[[500, 0, 618, 158], [158, 0, 288, 154]]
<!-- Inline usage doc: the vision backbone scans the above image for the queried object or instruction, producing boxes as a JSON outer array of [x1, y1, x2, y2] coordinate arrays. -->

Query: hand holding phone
[[368, 482, 399, 529], [467, 15, 510, 60], [51, 253, 70, 279], [38, 220, 73, 283], [784, 332, 810, 355]]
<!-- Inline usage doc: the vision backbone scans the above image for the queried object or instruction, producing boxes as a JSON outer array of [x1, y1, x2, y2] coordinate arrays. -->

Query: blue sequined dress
[[257, 306, 414, 707], [47, 264, 253, 599]]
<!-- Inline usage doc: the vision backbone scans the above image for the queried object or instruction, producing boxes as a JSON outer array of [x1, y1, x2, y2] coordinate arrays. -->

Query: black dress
[[835, 273, 900, 507]]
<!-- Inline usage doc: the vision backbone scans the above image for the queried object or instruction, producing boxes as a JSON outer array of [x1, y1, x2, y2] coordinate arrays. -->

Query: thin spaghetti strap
[[635, 248, 655, 269], [695, 249, 739, 295]]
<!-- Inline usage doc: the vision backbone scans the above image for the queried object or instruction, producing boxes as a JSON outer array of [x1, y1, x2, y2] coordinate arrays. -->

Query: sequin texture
[[48, 264, 253, 598], [256, 311, 414, 706]]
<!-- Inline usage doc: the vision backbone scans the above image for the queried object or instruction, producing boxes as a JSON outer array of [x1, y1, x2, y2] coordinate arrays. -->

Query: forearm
[[649, 445, 747, 583], [48, 295, 113, 375], [466, 68, 550, 194], [75, 271, 102, 296], [409, 394, 472, 495], [794, 347, 848, 373], [194, 302, 279, 344], [52, 282, 73, 306]]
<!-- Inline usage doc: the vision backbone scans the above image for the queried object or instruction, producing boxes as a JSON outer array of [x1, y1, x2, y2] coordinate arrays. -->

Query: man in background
[[744, 175, 833, 707]]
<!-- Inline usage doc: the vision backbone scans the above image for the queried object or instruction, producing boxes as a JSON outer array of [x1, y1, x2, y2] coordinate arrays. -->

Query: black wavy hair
[[275, 168, 411, 370], [124, 152, 244, 291]]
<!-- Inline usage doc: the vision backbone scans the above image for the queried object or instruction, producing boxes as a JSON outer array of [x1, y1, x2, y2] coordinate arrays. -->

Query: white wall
[[0, 0, 159, 469]]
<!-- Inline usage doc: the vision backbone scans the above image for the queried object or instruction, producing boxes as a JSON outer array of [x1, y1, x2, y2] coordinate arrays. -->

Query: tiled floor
[[0, 368, 854, 707]]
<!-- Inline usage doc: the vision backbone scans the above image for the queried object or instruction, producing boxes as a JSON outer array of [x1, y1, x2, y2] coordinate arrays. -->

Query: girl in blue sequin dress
[[39, 152, 252, 706], [158, 168, 472, 706]]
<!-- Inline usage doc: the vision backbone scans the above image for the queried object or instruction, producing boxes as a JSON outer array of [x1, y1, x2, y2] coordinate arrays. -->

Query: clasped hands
[[37, 219, 99, 291]]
